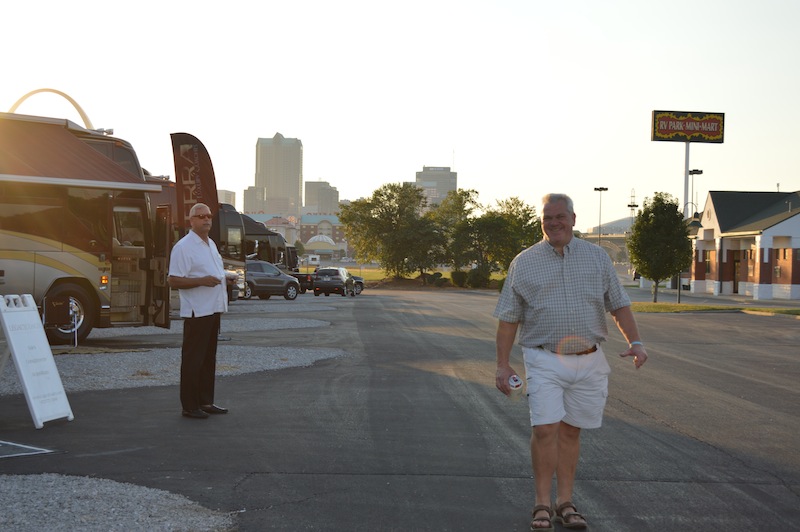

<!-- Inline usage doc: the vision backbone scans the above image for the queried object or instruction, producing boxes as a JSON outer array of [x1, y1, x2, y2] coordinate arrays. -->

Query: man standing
[[169, 203, 230, 419], [494, 193, 647, 530]]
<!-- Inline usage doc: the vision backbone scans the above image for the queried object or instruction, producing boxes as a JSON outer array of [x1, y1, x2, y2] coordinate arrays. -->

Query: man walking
[[494, 193, 647, 530], [169, 203, 230, 419]]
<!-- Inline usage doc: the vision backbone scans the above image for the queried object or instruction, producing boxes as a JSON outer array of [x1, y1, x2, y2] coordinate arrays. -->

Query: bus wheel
[[45, 284, 95, 345]]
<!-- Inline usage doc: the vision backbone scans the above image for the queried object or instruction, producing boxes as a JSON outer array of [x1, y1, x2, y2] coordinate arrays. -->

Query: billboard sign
[[652, 110, 724, 143]]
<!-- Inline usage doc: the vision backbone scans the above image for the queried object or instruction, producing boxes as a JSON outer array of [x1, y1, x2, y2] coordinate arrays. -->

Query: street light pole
[[594, 187, 608, 246]]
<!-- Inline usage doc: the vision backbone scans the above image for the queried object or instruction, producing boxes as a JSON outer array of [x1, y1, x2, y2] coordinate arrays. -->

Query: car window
[[318, 268, 339, 277], [246, 262, 262, 273], [263, 263, 280, 275]]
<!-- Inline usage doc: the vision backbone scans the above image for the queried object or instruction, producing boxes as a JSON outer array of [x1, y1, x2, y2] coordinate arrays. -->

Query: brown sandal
[[530, 504, 554, 531], [554, 501, 587, 529]]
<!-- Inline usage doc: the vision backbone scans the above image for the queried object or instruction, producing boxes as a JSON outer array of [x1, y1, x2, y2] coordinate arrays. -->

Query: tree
[[338, 183, 432, 278], [293, 240, 305, 257], [627, 192, 692, 302], [487, 197, 540, 272], [426, 189, 481, 271]]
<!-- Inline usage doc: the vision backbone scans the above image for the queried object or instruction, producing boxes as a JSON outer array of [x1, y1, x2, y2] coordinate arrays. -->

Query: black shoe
[[182, 409, 209, 419], [200, 404, 228, 414]]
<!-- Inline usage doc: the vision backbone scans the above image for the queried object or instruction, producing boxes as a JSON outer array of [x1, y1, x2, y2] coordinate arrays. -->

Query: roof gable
[[706, 191, 800, 234]]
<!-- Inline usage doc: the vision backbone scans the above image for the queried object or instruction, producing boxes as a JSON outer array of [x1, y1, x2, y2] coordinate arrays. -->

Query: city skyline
[[3, 1, 799, 232]]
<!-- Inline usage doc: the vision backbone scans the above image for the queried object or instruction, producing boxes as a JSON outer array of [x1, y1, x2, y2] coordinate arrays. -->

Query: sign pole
[[684, 142, 691, 218]]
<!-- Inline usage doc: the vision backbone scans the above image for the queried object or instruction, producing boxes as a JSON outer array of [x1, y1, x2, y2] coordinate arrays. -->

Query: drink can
[[509, 374, 523, 401]]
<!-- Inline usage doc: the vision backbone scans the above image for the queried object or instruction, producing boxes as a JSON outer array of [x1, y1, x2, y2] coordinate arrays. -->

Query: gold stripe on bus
[[1, 229, 107, 268], [0, 229, 63, 251], [29, 254, 93, 279]]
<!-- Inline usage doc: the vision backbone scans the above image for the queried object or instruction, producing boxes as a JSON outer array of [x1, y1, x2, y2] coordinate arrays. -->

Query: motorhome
[[0, 112, 171, 343]]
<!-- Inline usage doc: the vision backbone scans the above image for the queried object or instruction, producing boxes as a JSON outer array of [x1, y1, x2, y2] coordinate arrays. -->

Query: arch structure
[[8, 88, 94, 129]]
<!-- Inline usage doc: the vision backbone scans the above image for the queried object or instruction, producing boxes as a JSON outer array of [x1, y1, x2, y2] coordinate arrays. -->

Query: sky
[[3, 0, 799, 232]]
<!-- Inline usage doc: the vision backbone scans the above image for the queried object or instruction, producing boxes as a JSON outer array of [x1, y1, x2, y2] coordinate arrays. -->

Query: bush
[[466, 267, 490, 288], [450, 271, 468, 287], [434, 277, 451, 287], [420, 271, 443, 285]]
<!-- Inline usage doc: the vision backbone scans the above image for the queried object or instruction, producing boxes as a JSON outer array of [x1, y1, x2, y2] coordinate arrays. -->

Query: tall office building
[[243, 186, 267, 213], [255, 132, 303, 217], [415, 166, 457, 206], [217, 189, 236, 207], [305, 181, 340, 214]]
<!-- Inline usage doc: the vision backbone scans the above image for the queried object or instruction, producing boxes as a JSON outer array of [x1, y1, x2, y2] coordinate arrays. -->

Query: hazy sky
[[3, 0, 799, 231]]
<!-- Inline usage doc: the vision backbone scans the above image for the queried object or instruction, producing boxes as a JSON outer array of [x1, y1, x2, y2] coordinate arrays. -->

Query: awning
[[0, 113, 161, 192]]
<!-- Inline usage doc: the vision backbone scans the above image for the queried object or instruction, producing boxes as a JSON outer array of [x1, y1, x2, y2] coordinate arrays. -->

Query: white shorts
[[522, 345, 611, 429]]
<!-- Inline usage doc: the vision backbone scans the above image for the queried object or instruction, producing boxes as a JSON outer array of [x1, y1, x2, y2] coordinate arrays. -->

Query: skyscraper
[[255, 133, 303, 216], [415, 166, 457, 206], [217, 189, 236, 207], [304, 181, 340, 214]]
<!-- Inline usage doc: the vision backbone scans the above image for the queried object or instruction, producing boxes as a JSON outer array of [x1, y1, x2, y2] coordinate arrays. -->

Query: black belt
[[538, 345, 598, 356]]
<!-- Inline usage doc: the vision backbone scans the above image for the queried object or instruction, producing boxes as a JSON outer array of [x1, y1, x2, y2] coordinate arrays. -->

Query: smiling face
[[541, 198, 576, 250]]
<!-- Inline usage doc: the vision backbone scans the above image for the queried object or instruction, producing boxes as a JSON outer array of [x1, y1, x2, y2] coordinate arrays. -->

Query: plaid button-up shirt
[[493, 236, 630, 354]]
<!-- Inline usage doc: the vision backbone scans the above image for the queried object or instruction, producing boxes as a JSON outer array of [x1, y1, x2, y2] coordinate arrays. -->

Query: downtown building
[[304, 181, 340, 214], [415, 166, 457, 207], [246, 132, 303, 217]]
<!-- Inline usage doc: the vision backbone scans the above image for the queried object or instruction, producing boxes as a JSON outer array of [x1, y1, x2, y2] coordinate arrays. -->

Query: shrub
[[466, 267, 490, 288], [420, 271, 443, 285], [450, 271, 468, 287]]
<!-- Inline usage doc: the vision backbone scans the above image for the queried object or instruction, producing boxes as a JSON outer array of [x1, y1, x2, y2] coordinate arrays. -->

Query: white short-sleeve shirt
[[168, 230, 228, 318]]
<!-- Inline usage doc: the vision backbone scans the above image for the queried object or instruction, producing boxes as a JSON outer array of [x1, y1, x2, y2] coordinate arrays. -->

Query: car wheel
[[243, 283, 253, 300], [284, 284, 299, 300], [314, 292, 320, 296], [299, 287, 307, 294], [258, 294, 271, 300], [354, 284, 362, 295], [324, 292, 330, 297]]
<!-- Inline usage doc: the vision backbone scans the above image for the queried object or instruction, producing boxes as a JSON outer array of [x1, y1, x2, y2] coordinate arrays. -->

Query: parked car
[[244, 260, 300, 300], [314, 267, 356, 297], [352, 275, 364, 295]]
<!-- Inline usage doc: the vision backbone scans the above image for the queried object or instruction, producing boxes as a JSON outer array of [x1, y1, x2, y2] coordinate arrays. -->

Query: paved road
[[2, 288, 799, 531]]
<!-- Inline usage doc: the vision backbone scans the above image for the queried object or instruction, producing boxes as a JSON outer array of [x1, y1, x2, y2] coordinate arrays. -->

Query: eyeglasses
[[192, 214, 213, 220]]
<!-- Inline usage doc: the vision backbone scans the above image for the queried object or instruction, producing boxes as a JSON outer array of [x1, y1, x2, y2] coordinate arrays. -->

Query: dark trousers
[[180, 313, 220, 411]]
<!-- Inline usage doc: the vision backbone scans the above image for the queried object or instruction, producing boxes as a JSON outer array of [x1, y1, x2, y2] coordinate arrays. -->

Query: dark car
[[244, 260, 300, 300], [352, 275, 364, 295], [313, 267, 355, 297]]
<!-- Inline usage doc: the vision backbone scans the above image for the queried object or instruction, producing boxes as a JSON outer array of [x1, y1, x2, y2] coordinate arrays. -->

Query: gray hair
[[189, 203, 210, 216], [541, 193, 574, 215]]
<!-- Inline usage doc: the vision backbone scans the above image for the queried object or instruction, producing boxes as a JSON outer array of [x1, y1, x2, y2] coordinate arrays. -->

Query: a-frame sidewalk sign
[[0, 294, 74, 429]]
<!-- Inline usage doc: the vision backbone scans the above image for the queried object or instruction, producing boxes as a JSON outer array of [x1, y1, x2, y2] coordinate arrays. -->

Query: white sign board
[[0, 294, 74, 429]]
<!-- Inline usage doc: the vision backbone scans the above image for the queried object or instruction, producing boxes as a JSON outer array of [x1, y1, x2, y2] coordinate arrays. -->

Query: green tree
[[487, 197, 540, 272], [426, 189, 481, 271], [339, 183, 432, 278], [627, 192, 692, 302], [293, 240, 305, 257], [405, 215, 447, 283]]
